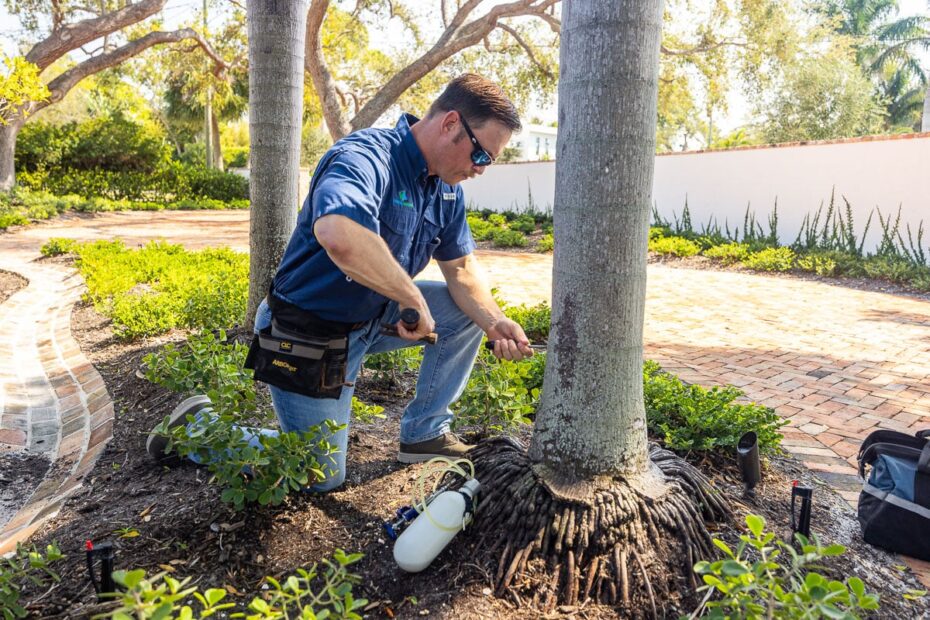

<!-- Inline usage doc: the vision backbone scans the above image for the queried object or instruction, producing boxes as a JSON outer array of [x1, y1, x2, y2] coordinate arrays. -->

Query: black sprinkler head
[[737, 431, 761, 496]]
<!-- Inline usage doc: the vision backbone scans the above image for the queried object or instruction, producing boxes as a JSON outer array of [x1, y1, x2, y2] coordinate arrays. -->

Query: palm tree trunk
[[922, 84, 930, 132], [211, 110, 224, 172], [529, 0, 664, 486], [245, 0, 310, 327]]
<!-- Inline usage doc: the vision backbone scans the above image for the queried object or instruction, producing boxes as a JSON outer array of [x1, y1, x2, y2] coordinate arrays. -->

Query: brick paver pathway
[[4, 210, 930, 577]]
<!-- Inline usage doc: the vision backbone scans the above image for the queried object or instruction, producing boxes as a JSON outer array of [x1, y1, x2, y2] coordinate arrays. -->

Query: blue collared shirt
[[272, 114, 476, 323]]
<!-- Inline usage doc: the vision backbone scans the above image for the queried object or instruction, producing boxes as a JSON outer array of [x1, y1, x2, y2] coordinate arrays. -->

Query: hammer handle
[[379, 323, 438, 345]]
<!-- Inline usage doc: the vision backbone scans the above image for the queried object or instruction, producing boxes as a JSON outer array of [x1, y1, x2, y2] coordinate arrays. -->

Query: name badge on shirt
[[442, 192, 456, 201]]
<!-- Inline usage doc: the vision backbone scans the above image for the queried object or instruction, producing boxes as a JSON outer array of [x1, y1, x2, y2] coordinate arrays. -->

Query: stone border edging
[[0, 259, 113, 554]]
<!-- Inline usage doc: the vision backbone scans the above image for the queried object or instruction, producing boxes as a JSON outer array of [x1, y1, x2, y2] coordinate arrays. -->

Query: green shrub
[[692, 514, 880, 619], [536, 233, 554, 252], [74, 240, 249, 340], [795, 251, 838, 276], [363, 348, 422, 385], [861, 255, 917, 284], [101, 550, 366, 620], [453, 348, 539, 435], [487, 213, 507, 227], [184, 165, 249, 202], [509, 215, 537, 234], [490, 227, 528, 248], [648, 235, 701, 257], [743, 247, 796, 272], [643, 361, 785, 453], [0, 543, 63, 620], [143, 330, 258, 417], [40, 237, 77, 257], [224, 146, 249, 168], [704, 242, 750, 265], [467, 214, 497, 241], [503, 301, 550, 342], [0, 211, 28, 229], [351, 397, 385, 423]]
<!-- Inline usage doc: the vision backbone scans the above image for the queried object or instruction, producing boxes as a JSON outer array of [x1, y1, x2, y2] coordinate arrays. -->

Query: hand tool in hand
[[484, 340, 547, 351], [380, 308, 438, 344]]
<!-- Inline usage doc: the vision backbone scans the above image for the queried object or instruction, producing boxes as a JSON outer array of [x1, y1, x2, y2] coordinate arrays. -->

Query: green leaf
[[204, 588, 227, 606], [712, 538, 735, 558], [847, 577, 865, 597], [904, 589, 927, 600], [720, 560, 749, 577], [745, 513, 765, 537]]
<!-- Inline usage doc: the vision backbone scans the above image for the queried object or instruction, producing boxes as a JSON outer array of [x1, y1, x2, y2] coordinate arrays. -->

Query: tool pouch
[[244, 293, 357, 399]]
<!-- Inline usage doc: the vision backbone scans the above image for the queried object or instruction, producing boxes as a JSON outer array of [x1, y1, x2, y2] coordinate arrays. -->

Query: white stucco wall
[[462, 134, 930, 251]]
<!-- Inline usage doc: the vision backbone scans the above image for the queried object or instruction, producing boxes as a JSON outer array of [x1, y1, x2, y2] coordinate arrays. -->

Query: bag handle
[[917, 430, 930, 440], [915, 443, 930, 507]]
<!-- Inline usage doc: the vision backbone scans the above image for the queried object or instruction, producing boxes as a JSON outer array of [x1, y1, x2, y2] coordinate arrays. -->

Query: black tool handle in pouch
[[400, 308, 420, 329], [791, 483, 813, 539]]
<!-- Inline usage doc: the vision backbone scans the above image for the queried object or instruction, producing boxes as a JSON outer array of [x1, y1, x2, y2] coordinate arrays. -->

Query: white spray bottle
[[393, 478, 480, 573]]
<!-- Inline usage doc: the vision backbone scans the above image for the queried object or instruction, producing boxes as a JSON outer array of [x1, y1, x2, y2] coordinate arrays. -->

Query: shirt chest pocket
[[379, 204, 418, 261]]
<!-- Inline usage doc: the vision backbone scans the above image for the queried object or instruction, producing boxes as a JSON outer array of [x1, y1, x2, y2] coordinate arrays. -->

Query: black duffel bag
[[857, 428, 930, 560]]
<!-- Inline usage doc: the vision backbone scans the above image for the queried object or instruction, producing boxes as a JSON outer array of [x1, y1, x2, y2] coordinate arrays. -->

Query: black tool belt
[[244, 291, 364, 399]]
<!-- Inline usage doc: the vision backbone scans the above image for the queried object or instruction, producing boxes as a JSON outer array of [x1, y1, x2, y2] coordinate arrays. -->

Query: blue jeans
[[193, 281, 484, 492]]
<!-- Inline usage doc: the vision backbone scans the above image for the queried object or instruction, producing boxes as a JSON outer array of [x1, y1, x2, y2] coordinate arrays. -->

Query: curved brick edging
[[0, 257, 113, 554]]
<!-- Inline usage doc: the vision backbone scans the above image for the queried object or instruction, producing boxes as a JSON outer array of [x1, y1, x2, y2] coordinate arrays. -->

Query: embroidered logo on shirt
[[442, 192, 456, 200], [393, 190, 414, 209]]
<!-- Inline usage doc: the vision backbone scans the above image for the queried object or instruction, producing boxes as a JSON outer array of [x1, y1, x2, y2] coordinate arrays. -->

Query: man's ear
[[439, 110, 459, 135]]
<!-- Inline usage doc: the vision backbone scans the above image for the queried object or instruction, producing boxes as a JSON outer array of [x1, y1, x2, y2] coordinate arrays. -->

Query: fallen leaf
[[158, 564, 175, 573]]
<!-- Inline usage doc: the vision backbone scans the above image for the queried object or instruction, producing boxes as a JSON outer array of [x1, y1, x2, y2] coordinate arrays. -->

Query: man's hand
[[486, 317, 534, 361], [394, 303, 436, 342]]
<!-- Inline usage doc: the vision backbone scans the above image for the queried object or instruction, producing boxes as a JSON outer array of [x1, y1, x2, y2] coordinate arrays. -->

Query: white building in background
[[508, 123, 559, 161]]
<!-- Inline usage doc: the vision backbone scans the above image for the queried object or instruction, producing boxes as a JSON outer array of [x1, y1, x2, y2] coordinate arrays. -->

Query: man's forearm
[[315, 215, 424, 310], [439, 254, 505, 333]]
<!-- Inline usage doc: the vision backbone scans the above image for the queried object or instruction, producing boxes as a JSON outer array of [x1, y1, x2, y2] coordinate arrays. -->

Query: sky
[[1, 0, 928, 132]]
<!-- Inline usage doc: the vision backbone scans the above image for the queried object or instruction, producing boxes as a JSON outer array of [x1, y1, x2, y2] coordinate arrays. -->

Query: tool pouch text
[[245, 317, 351, 400]]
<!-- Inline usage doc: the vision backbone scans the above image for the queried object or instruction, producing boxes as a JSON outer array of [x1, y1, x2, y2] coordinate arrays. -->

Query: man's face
[[435, 112, 512, 185]]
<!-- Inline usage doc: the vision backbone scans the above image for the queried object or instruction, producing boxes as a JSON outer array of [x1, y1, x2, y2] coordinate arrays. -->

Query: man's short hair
[[428, 74, 522, 132]]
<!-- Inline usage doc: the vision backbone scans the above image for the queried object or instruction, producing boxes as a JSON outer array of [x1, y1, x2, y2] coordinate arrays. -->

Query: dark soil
[[14, 301, 930, 618], [0, 268, 27, 304]]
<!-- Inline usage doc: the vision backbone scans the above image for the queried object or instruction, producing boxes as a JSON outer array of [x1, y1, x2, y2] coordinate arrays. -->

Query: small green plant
[[690, 514, 880, 619], [351, 396, 385, 423], [743, 247, 796, 272], [487, 213, 507, 227], [143, 330, 258, 417], [240, 549, 367, 619], [649, 235, 701, 257], [1, 543, 63, 620], [536, 233, 554, 252], [490, 227, 528, 248], [39, 237, 77, 257], [99, 568, 233, 619], [795, 252, 838, 277], [158, 413, 344, 509], [509, 215, 536, 234], [644, 361, 785, 454], [704, 242, 750, 265], [466, 214, 497, 241], [453, 348, 539, 435], [362, 348, 422, 385]]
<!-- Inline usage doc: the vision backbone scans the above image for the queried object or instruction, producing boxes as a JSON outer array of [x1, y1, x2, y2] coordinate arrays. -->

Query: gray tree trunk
[[923, 84, 930, 133], [528, 0, 665, 487], [0, 118, 25, 191], [246, 0, 310, 327]]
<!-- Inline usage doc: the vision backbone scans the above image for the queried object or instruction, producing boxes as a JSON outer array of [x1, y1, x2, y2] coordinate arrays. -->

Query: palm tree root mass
[[469, 438, 731, 616]]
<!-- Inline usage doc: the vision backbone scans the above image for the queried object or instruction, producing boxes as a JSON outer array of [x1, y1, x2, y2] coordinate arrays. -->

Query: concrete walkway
[[2, 209, 930, 578]]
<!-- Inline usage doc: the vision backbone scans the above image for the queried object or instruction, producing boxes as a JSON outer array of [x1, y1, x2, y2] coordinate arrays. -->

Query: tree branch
[[305, 0, 352, 139], [349, 0, 559, 133], [497, 23, 553, 77], [35, 29, 212, 115], [26, 0, 167, 72], [659, 39, 746, 56]]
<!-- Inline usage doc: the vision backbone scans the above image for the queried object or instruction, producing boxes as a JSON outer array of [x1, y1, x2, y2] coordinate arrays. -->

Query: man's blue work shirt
[[272, 114, 476, 323]]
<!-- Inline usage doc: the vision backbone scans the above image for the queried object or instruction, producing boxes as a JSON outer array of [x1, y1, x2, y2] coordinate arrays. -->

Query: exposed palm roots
[[468, 438, 731, 616]]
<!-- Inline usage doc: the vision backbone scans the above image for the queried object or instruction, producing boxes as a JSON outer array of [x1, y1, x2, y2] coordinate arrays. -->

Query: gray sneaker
[[146, 394, 212, 462], [397, 433, 475, 464]]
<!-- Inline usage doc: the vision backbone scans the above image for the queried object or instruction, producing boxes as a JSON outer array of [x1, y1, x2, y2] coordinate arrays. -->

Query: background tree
[[0, 0, 226, 190], [468, 0, 729, 612], [246, 0, 311, 327], [759, 43, 886, 142]]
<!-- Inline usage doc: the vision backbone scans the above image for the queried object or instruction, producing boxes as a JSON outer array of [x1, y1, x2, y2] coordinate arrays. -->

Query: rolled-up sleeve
[[311, 148, 387, 233], [434, 187, 476, 261]]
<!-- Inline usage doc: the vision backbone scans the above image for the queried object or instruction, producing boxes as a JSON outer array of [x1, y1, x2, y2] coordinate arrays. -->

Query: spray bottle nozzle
[[383, 505, 419, 541]]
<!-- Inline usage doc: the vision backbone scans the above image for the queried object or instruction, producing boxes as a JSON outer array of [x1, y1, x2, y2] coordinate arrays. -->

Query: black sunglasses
[[457, 112, 494, 167]]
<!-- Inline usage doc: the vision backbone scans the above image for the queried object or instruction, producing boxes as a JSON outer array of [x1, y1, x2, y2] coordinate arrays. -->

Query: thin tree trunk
[[0, 118, 24, 191], [211, 111, 224, 172], [529, 0, 665, 486], [246, 0, 310, 328], [923, 84, 930, 133]]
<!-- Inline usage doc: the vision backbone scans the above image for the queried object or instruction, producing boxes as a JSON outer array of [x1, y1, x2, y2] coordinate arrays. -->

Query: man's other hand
[[486, 317, 533, 361]]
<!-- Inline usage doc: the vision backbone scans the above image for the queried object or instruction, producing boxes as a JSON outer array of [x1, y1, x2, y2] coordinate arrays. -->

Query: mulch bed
[[11, 284, 930, 618], [0, 268, 27, 305]]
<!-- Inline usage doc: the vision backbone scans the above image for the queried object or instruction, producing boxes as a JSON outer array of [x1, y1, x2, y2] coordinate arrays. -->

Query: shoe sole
[[396, 451, 470, 464], [146, 394, 212, 460]]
